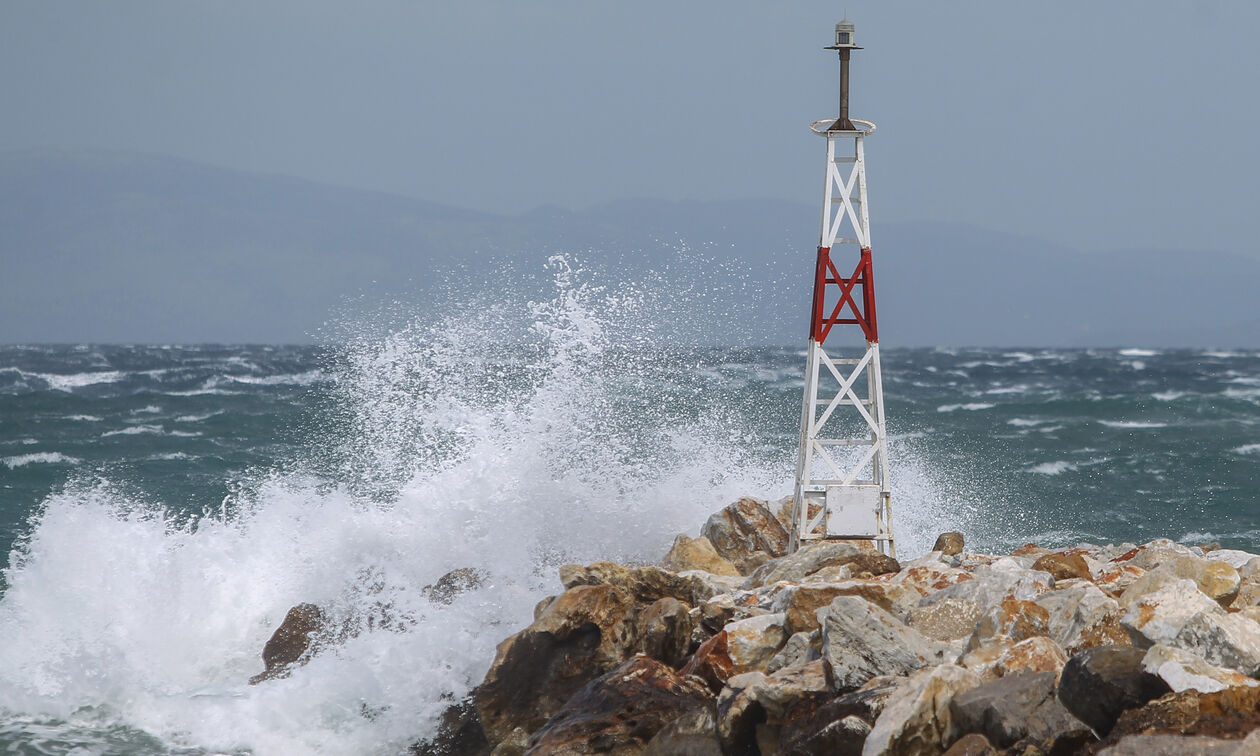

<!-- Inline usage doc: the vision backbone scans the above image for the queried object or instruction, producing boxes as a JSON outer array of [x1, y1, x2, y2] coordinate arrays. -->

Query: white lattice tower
[[789, 21, 894, 556]]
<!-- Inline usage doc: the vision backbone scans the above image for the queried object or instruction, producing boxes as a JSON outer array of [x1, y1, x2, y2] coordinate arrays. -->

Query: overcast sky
[[3, 1, 1258, 258]]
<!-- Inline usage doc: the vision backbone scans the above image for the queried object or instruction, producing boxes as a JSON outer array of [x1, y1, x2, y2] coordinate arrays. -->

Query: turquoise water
[[1, 288, 1258, 754]]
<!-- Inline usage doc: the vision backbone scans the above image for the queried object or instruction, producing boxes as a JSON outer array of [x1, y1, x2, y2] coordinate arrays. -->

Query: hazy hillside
[[2, 150, 1256, 347]]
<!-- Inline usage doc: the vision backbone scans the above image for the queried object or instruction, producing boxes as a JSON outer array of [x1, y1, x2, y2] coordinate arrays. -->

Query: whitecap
[[175, 412, 223, 423], [101, 425, 165, 438], [32, 371, 125, 391], [1007, 418, 1046, 427], [64, 415, 104, 422], [1098, 420, 1167, 429], [1233, 444, 1260, 456], [1026, 461, 1077, 475], [131, 405, 163, 415], [1119, 348, 1159, 357], [1151, 391, 1186, 401], [225, 370, 327, 387], [936, 403, 995, 412], [3, 452, 82, 469]]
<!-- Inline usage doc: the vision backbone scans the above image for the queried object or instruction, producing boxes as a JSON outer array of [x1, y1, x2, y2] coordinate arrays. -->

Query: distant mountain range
[[3, 149, 1257, 347]]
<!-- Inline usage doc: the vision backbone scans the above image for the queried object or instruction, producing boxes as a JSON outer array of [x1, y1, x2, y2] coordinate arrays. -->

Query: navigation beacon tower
[[789, 20, 895, 556]]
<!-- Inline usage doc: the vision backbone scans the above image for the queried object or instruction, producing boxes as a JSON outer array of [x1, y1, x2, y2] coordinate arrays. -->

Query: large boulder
[[777, 676, 901, 756], [820, 596, 950, 692], [558, 562, 713, 607], [779, 581, 921, 635], [641, 707, 721, 756], [861, 664, 981, 756], [723, 612, 790, 675], [1095, 734, 1255, 755], [1056, 646, 1171, 736], [1111, 539, 1197, 571], [716, 663, 830, 755], [907, 598, 983, 642], [1141, 644, 1260, 694], [1119, 578, 1224, 647], [475, 584, 639, 745], [949, 670, 1087, 749], [524, 655, 713, 755], [681, 631, 735, 692], [635, 597, 693, 668], [1031, 551, 1092, 582], [932, 532, 965, 556], [1120, 557, 1241, 608], [965, 598, 1050, 652], [1105, 685, 1260, 743], [700, 498, 790, 570], [991, 636, 1068, 679], [249, 603, 329, 684], [917, 560, 1053, 610], [1170, 610, 1260, 676], [664, 534, 742, 577], [1033, 582, 1128, 654], [753, 542, 899, 588]]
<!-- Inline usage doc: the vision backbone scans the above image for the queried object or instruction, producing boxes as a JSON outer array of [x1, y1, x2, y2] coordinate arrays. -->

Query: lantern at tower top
[[826, 19, 861, 50]]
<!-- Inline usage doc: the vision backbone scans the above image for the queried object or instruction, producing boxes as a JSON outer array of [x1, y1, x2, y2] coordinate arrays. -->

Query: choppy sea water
[[2, 275, 1258, 754]]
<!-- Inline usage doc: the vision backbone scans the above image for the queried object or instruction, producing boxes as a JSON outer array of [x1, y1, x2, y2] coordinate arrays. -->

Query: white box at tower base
[[825, 485, 881, 536]]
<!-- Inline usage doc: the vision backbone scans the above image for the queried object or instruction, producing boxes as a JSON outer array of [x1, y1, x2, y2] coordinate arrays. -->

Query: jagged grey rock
[[1170, 610, 1260, 676], [949, 671, 1086, 748], [1056, 646, 1170, 736], [1141, 644, 1260, 693], [820, 595, 950, 692], [861, 664, 981, 756], [1120, 578, 1224, 648]]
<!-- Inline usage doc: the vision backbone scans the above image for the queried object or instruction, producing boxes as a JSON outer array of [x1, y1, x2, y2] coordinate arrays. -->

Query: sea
[[2, 268, 1258, 754]]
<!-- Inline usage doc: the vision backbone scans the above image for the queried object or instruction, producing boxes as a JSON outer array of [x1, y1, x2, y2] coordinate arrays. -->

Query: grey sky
[[3, 1, 1258, 258]]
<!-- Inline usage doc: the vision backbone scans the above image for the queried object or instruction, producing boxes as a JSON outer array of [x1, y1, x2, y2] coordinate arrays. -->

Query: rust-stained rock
[[958, 638, 1015, 681], [1095, 563, 1146, 598], [524, 655, 713, 756], [1033, 582, 1126, 654], [896, 563, 974, 596], [664, 534, 742, 577], [908, 598, 984, 642], [753, 542, 899, 587], [558, 561, 713, 607], [716, 664, 830, 756], [1056, 646, 1170, 736], [700, 497, 790, 570], [1119, 577, 1223, 647], [1031, 552, 1092, 582], [1011, 542, 1049, 557], [682, 630, 735, 692], [780, 581, 920, 635], [1121, 557, 1241, 608], [966, 598, 1050, 651], [250, 603, 328, 684], [636, 597, 693, 668], [919, 560, 1053, 610], [992, 636, 1067, 679], [1095, 734, 1249, 755], [1120, 539, 1198, 571], [1141, 644, 1260, 694], [475, 584, 639, 745], [933, 532, 965, 556], [862, 664, 981, 756], [723, 612, 789, 675], [1104, 685, 1260, 744]]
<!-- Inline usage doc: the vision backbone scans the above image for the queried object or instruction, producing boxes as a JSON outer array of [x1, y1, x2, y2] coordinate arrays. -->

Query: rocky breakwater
[[252, 498, 1260, 755]]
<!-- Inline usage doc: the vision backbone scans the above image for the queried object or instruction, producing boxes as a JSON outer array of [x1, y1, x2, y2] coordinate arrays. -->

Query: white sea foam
[[175, 412, 222, 423], [1007, 418, 1047, 427], [31, 371, 124, 392], [1233, 444, 1260, 456], [1152, 391, 1186, 401], [131, 405, 162, 414], [1119, 348, 1159, 357], [100, 425, 165, 437], [225, 370, 328, 387], [936, 403, 995, 412], [1098, 420, 1167, 429], [3, 452, 82, 469], [63, 415, 103, 422], [1026, 461, 1077, 475]]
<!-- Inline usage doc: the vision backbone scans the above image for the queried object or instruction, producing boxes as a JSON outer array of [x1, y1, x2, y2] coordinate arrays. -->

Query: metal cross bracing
[[789, 120, 895, 557]]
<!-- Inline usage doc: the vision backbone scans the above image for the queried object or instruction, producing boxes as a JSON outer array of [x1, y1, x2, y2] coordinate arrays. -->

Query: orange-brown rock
[[1032, 552, 1092, 582], [1105, 685, 1260, 744], [663, 534, 741, 577], [682, 630, 735, 692], [249, 603, 328, 684], [636, 597, 693, 668], [1096, 563, 1146, 598], [942, 733, 997, 755], [1012, 542, 1049, 557], [967, 598, 1050, 651], [933, 532, 966, 556], [475, 584, 639, 745], [992, 636, 1068, 679], [898, 564, 974, 595], [700, 497, 790, 571], [782, 581, 921, 635], [525, 655, 714, 756]]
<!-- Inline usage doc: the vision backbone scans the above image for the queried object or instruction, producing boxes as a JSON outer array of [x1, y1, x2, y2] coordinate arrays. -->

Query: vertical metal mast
[[789, 20, 895, 556]]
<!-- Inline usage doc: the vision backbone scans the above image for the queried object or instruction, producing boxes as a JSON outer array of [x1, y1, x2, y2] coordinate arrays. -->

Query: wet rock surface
[[248, 500, 1260, 755]]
